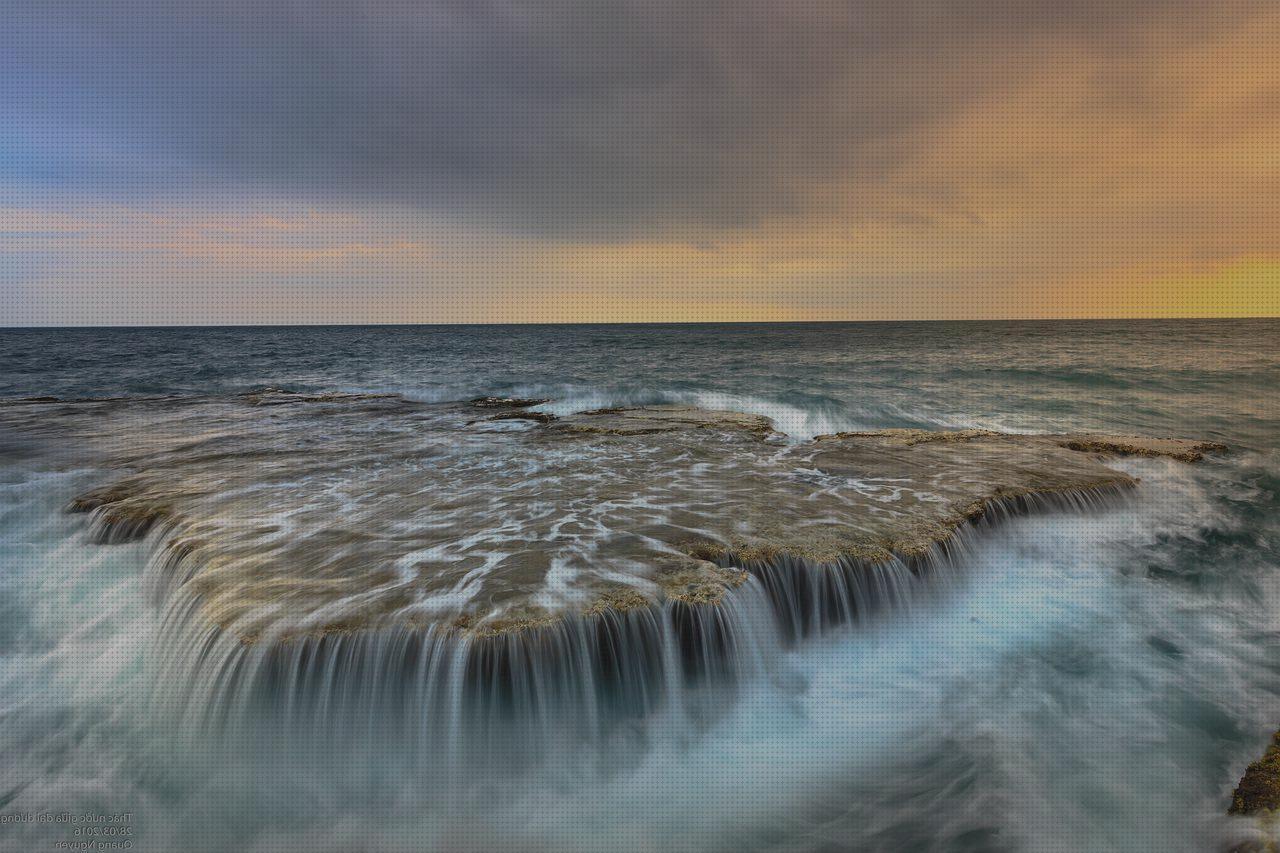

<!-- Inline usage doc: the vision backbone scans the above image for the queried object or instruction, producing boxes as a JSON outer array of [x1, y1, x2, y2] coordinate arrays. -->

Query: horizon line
[[2, 315, 1278, 331]]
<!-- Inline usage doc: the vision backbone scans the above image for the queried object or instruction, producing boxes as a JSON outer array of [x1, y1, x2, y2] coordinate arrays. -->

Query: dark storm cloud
[[0, 1, 1266, 237]]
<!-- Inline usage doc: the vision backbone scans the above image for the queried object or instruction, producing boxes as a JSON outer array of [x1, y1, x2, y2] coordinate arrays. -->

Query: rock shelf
[[2, 394, 1218, 642]]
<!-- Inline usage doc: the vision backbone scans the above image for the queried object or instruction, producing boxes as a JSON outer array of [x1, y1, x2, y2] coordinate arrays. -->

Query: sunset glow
[[3, 3, 1278, 323]]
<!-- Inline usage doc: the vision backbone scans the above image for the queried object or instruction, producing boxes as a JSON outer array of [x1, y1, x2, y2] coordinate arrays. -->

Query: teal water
[[1, 320, 1274, 443], [0, 319, 1278, 851]]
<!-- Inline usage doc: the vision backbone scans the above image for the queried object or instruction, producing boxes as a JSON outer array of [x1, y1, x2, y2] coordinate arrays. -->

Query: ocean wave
[[330, 381, 1042, 440]]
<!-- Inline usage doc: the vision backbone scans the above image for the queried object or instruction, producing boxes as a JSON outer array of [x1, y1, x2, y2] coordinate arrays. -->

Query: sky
[[2, 1, 1278, 324]]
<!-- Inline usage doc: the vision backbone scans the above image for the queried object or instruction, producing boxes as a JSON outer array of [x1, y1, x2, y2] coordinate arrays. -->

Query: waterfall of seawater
[[3, 458, 1275, 852], [114, 483, 1134, 781]]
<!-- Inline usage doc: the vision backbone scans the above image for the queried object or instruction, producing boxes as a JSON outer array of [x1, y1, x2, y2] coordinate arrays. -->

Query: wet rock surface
[[1233, 732, 1280, 819], [468, 396, 550, 409], [0, 394, 1223, 642], [551, 405, 777, 437]]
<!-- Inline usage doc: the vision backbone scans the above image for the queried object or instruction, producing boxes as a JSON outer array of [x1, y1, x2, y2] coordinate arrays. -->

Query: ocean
[[0, 319, 1278, 852]]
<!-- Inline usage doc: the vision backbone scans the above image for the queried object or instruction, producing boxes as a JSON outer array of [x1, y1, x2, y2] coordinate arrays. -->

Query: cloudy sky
[[2, 1, 1278, 324]]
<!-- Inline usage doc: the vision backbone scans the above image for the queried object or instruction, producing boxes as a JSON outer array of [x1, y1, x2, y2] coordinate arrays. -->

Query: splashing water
[[0, 320, 1278, 852]]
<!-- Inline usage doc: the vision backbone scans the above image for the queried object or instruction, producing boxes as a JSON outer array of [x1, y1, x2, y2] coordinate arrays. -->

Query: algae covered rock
[[1233, 732, 1280, 816]]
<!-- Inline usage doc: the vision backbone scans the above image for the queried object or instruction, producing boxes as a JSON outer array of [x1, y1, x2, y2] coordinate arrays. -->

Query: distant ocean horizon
[[6, 315, 1277, 328]]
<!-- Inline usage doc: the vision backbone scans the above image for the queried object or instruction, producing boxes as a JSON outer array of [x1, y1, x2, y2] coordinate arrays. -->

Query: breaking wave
[[336, 383, 1041, 441]]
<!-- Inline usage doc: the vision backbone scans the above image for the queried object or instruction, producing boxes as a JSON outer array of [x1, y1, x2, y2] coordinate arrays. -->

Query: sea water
[[0, 319, 1277, 852]]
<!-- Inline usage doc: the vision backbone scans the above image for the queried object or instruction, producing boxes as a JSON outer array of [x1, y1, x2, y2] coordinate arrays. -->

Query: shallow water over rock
[[0, 393, 1219, 645]]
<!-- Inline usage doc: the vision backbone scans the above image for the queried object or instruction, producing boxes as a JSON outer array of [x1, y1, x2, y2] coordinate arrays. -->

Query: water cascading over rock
[[0, 392, 1224, 763]]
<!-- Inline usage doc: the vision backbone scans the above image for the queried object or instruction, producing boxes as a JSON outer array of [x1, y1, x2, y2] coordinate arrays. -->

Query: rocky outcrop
[[1, 393, 1228, 746], [1233, 733, 1280, 816], [239, 388, 401, 406], [67, 480, 174, 544], [550, 404, 776, 437], [470, 411, 558, 425], [468, 396, 549, 409], [1055, 436, 1228, 463], [32, 397, 1223, 644], [819, 427, 1227, 462]]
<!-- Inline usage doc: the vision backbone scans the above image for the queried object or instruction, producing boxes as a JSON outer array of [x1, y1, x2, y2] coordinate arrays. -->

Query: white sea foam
[[0, 458, 1276, 852]]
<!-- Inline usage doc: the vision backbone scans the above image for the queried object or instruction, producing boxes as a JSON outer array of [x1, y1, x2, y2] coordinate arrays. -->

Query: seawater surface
[[0, 320, 1278, 852]]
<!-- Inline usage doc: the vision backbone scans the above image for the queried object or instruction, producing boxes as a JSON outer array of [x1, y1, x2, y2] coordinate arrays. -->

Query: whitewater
[[0, 319, 1277, 852]]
